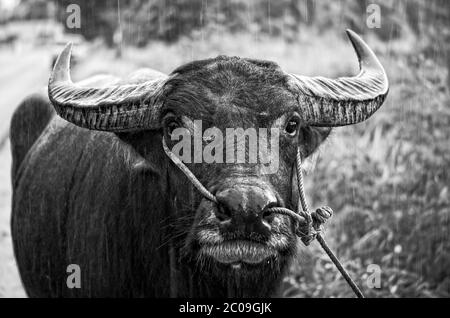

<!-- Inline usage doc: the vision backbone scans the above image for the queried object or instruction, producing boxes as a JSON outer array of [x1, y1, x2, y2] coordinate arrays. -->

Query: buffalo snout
[[215, 185, 279, 238]]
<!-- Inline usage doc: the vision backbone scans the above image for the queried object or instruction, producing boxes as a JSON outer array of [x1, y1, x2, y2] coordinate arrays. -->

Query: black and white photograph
[[0, 0, 449, 302]]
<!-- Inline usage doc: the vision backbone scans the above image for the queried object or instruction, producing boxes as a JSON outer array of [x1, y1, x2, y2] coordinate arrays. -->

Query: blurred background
[[0, 0, 449, 298]]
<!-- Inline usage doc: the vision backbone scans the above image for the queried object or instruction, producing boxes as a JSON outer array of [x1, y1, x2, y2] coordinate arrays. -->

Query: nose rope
[[162, 138, 364, 298], [163, 139, 217, 204]]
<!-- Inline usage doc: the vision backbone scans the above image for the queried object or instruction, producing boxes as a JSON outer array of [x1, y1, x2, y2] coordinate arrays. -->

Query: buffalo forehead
[[165, 56, 297, 127]]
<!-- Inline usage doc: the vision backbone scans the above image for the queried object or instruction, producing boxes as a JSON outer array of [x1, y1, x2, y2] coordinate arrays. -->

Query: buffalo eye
[[163, 112, 183, 139], [167, 121, 180, 136], [284, 117, 300, 136]]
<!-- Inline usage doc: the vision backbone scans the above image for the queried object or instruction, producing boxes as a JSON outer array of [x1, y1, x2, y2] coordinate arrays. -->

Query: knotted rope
[[162, 138, 364, 298]]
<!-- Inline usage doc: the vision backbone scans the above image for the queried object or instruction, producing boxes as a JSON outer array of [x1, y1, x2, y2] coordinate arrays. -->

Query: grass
[[283, 43, 450, 298]]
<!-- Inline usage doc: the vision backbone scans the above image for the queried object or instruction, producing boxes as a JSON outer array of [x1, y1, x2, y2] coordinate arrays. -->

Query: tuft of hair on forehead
[[170, 55, 287, 83], [163, 55, 294, 120]]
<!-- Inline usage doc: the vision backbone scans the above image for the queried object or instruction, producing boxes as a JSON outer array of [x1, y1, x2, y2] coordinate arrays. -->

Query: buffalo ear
[[114, 131, 162, 155], [299, 127, 332, 158], [115, 131, 144, 146]]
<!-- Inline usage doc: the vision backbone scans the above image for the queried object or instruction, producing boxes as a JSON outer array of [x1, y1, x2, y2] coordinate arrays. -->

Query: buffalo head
[[48, 30, 388, 296]]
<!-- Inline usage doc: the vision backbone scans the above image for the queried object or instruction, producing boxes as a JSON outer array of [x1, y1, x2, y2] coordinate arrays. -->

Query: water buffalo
[[10, 30, 388, 297]]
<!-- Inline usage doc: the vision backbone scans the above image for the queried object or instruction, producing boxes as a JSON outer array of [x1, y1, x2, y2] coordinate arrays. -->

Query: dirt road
[[0, 47, 51, 297]]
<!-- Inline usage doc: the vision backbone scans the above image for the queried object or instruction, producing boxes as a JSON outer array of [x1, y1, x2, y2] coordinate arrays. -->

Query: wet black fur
[[10, 56, 330, 297]]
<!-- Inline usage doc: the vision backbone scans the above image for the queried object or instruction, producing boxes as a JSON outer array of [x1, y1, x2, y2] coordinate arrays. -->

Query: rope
[[295, 149, 309, 212], [163, 139, 217, 203], [162, 138, 364, 298], [266, 207, 306, 224], [316, 234, 364, 298]]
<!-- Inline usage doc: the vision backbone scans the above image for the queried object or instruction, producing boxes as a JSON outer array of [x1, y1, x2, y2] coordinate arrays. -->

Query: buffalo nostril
[[215, 203, 232, 221], [215, 188, 241, 222], [262, 209, 272, 220], [262, 202, 279, 223]]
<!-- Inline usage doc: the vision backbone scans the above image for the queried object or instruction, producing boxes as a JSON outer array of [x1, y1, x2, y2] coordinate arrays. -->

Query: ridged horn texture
[[290, 29, 389, 127], [48, 43, 167, 131]]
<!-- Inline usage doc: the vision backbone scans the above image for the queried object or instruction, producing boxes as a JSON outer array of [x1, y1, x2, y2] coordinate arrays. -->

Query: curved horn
[[290, 29, 389, 126], [48, 43, 167, 131]]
